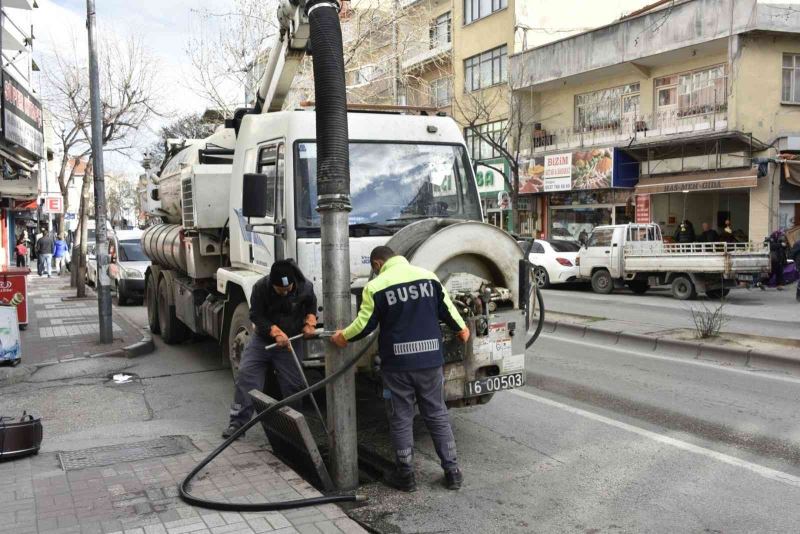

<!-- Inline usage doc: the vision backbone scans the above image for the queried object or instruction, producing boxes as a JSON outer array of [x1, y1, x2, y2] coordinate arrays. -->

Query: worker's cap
[[269, 261, 296, 288]]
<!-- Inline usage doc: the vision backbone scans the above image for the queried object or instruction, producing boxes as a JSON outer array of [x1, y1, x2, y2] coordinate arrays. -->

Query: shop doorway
[[650, 190, 750, 240]]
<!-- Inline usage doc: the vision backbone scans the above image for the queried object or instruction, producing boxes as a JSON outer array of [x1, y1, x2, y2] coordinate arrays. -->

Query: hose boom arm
[[254, 0, 312, 113]]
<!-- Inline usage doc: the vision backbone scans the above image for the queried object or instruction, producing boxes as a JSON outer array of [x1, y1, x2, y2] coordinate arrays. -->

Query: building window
[[431, 77, 452, 107], [464, 45, 507, 92], [783, 54, 800, 103], [464, 0, 507, 25], [430, 12, 451, 49], [574, 83, 640, 131], [654, 64, 727, 121], [465, 120, 507, 161], [354, 64, 384, 85]]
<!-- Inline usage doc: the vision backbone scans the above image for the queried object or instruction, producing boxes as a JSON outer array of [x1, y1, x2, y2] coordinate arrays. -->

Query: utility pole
[[306, 0, 358, 490], [86, 0, 112, 343]]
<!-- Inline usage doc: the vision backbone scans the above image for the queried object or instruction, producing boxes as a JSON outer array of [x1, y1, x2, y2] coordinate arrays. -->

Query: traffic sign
[[42, 196, 63, 214]]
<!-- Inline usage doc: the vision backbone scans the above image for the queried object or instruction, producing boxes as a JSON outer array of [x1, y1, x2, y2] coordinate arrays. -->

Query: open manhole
[[58, 436, 196, 471]]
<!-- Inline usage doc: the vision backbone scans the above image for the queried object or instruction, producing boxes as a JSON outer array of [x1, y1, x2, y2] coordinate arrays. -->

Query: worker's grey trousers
[[229, 333, 306, 427], [382, 366, 458, 474]]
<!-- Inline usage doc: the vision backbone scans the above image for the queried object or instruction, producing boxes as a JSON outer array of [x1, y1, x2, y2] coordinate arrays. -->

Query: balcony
[[401, 42, 452, 72], [2, 11, 30, 52], [528, 102, 728, 155], [399, 0, 423, 8]]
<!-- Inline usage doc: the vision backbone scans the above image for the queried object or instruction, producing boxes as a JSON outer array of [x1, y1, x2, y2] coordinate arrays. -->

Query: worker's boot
[[444, 468, 463, 490], [385, 469, 417, 492], [221, 423, 244, 440]]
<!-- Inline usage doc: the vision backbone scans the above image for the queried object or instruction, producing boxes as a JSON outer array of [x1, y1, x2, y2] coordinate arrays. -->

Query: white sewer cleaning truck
[[139, 0, 534, 406]]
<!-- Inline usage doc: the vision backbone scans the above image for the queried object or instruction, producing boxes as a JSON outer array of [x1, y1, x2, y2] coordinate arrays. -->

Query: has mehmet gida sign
[[2, 70, 43, 159]]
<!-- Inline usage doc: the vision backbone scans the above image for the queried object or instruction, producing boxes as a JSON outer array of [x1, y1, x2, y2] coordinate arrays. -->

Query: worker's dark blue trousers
[[229, 333, 306, 427], [382, 366, 458, 474]]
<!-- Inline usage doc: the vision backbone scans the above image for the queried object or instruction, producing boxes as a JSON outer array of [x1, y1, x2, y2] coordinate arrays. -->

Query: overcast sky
[[35, 0, 237, 175]]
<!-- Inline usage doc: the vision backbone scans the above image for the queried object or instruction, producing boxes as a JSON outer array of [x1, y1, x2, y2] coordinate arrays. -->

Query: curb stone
[[542, 318, 800, 375], [0, 364, 33, 385]]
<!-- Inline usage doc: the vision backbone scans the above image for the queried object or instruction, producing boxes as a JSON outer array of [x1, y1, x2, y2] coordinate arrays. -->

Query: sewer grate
[[58, 436, 196, 471]]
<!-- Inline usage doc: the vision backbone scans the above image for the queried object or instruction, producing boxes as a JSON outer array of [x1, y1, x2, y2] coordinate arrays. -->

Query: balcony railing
[[530, 91, 728, 154]]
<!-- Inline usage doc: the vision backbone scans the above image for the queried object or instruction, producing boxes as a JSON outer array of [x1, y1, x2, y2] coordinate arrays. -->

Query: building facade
[[0, 0, 44, 266], [511, 0, 800, 242]]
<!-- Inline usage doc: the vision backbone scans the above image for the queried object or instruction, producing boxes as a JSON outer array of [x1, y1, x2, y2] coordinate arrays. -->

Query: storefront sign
[[635, 194, 651, 223], [635, 172, 758, 195], [544, 153, 572, 192], [475, 158, 508, 195], [519, 157, 544, 194], [42, 196, 63, 214], [2, 71, 43, 159]]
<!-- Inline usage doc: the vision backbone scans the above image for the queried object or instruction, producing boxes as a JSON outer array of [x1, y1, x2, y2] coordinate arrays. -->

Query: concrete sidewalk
[[0, 276, 369, 534]]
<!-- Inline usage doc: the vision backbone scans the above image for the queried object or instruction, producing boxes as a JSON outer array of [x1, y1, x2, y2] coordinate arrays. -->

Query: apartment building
[[0, 0, 43, 266], [511, 0, 800, 242]]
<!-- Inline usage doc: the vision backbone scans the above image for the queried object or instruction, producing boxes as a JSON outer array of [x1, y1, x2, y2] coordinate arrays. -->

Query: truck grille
[[181, 177, 194, 228]]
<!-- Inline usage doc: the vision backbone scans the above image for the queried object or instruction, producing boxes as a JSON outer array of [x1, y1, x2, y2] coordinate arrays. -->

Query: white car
[[108, 230, 148, 305], [521, 239, 581, 288]]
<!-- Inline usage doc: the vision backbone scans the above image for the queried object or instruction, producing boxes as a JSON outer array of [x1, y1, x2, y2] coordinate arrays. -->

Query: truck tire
[[227, 302, 252, 381], [157, 278, 190, 344], [145, 274, 160, 334], [627, 281, 649, 295], [533, 266, 550, 289], [591, 269, 613, 294], [671, 275, 697, 300]]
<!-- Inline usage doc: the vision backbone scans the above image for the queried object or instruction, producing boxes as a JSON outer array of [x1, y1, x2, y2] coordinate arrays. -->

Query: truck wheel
[[671, 275, 697, 300], [533, 266, 550, 289], [227, 302, 252, 381], [591, 269, 613, 294], [145, 275, 160, 334], [627, 281, 649, 295], [157, 279, 189, 344], [706, 288, 730, 299]]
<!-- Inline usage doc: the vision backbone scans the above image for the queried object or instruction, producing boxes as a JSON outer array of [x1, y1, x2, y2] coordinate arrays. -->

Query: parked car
[[86, 230, 149, 305], [108, 230, 148, 305], [521, 239, 580, 288]]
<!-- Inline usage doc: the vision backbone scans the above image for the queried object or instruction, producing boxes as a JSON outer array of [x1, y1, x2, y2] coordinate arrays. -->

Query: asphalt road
[[25, 301, 800, 532], [542, 283, 799, 341]]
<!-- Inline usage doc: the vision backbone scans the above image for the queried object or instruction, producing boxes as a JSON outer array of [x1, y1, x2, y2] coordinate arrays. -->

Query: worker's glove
[[331, 330, 348, 348], [302, 314, 317, 338], [270, 325, 290, 348], [457, 328, 470, 344]]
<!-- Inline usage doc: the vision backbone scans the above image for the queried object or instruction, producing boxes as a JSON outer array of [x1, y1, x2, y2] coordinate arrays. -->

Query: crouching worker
[[223, 260, 318, 439], [331, 246, 470, 491]]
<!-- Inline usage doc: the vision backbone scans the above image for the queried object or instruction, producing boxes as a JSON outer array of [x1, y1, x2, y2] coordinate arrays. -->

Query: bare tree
[[42, 35, 162, 296], [454, 86, 537, 233], [186, 0, 278, 116]]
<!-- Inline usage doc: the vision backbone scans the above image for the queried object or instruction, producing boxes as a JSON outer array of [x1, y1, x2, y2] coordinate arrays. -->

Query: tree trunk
[[74, 158, 93, 297]]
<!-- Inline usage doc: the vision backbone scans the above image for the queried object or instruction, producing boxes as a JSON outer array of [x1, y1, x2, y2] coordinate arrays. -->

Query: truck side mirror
[[242, 173, 269, 218]]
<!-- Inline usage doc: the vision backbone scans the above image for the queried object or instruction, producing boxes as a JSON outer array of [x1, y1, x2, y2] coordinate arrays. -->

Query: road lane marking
[[537, 333, 800, 386], [509, 388, 800, 488]]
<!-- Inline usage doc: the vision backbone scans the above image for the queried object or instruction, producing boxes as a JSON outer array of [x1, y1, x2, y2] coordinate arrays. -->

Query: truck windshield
[[294, 142, 481, 229]]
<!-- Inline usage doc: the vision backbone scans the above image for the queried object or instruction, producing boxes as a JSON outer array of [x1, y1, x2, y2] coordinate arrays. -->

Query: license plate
[[465, 372, 524, 397]]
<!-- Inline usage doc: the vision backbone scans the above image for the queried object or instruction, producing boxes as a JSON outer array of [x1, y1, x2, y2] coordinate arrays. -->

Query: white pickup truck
[[576, 223, 771, 300]]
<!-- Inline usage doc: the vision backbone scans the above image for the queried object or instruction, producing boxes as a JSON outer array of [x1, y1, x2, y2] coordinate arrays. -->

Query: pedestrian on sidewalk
[[35, 229, 54, 278], [53, 234, 69, 275], [14, 238, 27, 268], [332, 246, 470, 492], [223, 260, 318, 439], [767, 230, 789, 290]]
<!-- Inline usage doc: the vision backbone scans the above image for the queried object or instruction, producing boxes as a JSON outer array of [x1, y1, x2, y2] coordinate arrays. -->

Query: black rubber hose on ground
[[523, 239, 546, 349], [178, 331, 376, 511]]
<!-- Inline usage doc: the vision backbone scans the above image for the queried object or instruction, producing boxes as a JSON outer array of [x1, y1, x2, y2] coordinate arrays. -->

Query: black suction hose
[[523, 239, 546, 349], [178, 331, 376, 511]]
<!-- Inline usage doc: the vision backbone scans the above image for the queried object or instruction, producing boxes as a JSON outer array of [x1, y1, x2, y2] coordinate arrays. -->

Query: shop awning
[[634, 168, 758, 195]]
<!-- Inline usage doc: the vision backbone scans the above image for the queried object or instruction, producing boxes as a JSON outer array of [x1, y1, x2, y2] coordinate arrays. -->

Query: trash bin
[[0, 266, 29, 330]]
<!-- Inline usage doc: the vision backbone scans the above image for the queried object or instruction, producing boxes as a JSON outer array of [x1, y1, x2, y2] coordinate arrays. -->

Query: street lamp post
[[86, 0, 112, 343]]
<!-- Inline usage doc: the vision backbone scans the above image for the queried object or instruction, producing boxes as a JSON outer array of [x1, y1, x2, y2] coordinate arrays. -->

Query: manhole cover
[[58, 436, 196, 471]]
